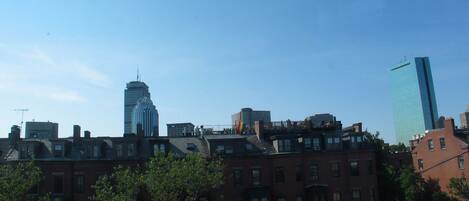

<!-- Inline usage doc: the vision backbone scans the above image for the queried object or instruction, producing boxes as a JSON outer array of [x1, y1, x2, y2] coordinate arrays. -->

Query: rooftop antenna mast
[[13, 108, 29, 129], [137, 66, 140, 81]]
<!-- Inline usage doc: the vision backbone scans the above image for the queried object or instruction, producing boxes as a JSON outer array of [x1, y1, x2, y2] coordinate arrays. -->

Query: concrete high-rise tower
[[124, 80, 150, 134], [390, 57, 439, 145]]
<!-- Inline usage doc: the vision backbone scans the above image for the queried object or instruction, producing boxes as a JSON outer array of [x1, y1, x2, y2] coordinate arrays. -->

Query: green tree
[[449, 176, 469, 200], [143, 153, 223, 201], [94, 153, 223, 201], [0, 161, 49, 201], [94, 165, 143, 201]]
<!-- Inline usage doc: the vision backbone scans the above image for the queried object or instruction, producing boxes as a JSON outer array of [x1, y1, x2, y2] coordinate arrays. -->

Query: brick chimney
[[73, 125, 81, 141], [8, 125, 21, 147], [255, 121, 264, 141], [84, 130, 91, 139], [443, 118, 455, 132]]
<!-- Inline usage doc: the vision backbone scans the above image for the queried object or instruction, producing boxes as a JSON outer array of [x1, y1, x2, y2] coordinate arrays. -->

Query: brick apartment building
[[410, 118, 469, 192], [1, 114, 379, 201]]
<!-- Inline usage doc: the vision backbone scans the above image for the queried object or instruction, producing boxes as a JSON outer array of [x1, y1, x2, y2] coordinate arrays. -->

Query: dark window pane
[[275, 167, 285, 183], [74, 175, 85, 193], [350, 161, 359, 176], [54, 175, 64, 194]]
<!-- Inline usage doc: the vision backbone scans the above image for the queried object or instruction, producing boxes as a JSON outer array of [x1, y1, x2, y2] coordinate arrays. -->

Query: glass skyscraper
[[131, 96, 159, 136], [390, 57, 439, 145]]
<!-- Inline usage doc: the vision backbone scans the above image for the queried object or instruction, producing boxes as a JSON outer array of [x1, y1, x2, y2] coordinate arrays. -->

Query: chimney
[[255, 121, 264, 141], [73, 125, 81, 140], [444, 118, 455, 132], [137, 123, 144, 137], [8, 125, 21, 147], [84, 130, 91, 139]]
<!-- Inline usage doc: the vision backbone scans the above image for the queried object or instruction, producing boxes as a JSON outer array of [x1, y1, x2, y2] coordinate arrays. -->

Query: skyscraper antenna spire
[[137, 66, 140, 81]]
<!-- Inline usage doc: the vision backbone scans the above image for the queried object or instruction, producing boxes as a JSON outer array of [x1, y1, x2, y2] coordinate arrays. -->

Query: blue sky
[[0, 0, 468, 143]]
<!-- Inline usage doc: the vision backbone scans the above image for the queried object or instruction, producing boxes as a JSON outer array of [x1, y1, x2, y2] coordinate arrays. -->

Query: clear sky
[[0, 0, 468, 143]]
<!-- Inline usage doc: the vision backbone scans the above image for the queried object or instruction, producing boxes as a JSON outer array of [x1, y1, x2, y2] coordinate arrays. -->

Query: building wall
[[411, 118, 469, 192], [25, 121, 59, 139], [223, 151, 378, 201], [167, 123, 195, 137], [461, 112, 469, 129]]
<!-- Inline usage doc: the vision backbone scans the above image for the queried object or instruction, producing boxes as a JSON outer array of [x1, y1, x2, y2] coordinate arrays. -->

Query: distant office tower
[[232, 108, 271, 134], [306, 113, 337, 127], [25, 121, 59, 139], [131, 96, 159, 136], [124, 81, 150, 133], [390, 57, 439, 144], [461, 105, 469, 129], [167, 123, 195, 137]]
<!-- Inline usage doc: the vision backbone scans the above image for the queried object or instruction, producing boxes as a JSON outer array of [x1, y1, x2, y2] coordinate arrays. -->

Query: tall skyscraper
[[124, 81, 150, 133], [460, 104, 469, 129], [131, 96, 159, 136], [390, 57, 439, 144]]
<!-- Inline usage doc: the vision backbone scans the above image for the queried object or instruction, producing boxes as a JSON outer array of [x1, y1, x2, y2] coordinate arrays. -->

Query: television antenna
[[13, 108, 29, 129]]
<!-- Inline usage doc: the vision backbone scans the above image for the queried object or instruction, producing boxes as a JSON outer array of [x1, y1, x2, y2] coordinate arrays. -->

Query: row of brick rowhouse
[[410, 118, 469, 192], [1, 114, 379, 201]]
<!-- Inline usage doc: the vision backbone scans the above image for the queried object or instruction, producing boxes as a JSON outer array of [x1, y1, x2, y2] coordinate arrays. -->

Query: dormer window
[[93, 145, 100, 158], [304, 138, 312, 149], [225, 145, 234, 154], [153, 143, 166, 155], [245, 143, 253, 151], [216, 145, 225, 153], [312, 138, 321, 151], [116, 144, 123, 157], [278, 139, 292, 152], [128, 143, 135, 157], [54, 144, 63, 151]]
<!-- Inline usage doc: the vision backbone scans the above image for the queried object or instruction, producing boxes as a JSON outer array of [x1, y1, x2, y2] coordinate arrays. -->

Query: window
[[370, 188, 376, 201], [275, 167, 285, 183], [74, 175, 84, 193], [216, 145, 225, 153], [233, 169, 243, 187], [312, 138, 321, 151], [304, 138, 312, 148], [153, 144, 166, 155], [296, 165, 303, 181], [368, 160, 374, 175], [327, 138, 333, 144], [93, 145, 100, 158], [334, 137, 340, 144], [333, 192, 341, 201], [278, 139, 292, 152], [352, 190, 361, 201], [350, 161, 359, 176], [310, 164, 319, 181], [54, 175, 64, 194], [296, 197, 303, 201], [54, 144, 63, 151], [116, 144, 123, 157], [357, 136, 362, 143], [331, 162, 340, 177], [418, 159, 424, 170], [440, 138, 446, 149], [277, 198, 285, 201], [251, 169, 261, 185], [428, 139, 434, 150], [128, 143, 135, 156], [226, 145, 234, 154], [458, 155, 465, 169], [245, 143, 253, 151]]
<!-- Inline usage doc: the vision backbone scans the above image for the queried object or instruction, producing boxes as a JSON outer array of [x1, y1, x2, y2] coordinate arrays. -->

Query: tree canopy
[[94, 153, 223, 201], [0, 161, 49, 201]]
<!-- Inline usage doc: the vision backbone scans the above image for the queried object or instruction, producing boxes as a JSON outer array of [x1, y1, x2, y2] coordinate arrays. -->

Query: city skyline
[[0, 1, 469, 143]]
